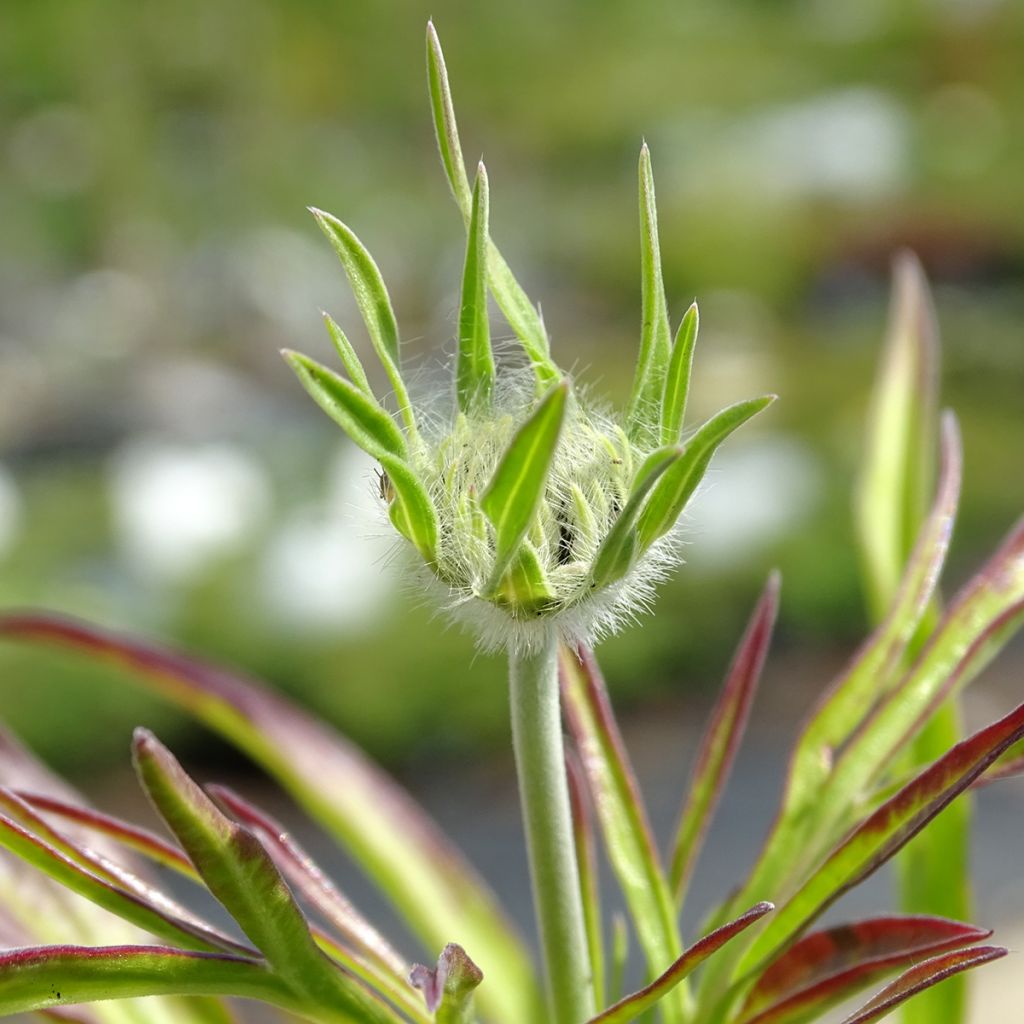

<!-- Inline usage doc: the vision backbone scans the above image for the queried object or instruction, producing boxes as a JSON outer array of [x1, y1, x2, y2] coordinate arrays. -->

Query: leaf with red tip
[[560, 645, 683, 1016], [587, 902, 774, 1024], [0, 613, 541, 1024], [409, 944, 483, 1024], [207, 784, 405, 978], [670, 573, 779, 904], [838, 945, 1006, 1024], [736, 698, 1024, 977], [739, 915, 990, 1024], [0, 944, 299, 1019], [132, 730, 403, 1024], [0, 794, 247, 956]]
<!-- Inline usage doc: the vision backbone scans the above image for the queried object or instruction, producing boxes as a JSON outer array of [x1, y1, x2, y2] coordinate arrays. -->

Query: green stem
[[510, 630, 595, 1024]]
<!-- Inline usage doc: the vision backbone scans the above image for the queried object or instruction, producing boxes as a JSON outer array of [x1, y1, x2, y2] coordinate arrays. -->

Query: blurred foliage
[[0, 0, 1022, 773]]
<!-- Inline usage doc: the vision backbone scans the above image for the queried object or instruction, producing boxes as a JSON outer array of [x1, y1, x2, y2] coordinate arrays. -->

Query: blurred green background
[[1, 0, 1022, 776]]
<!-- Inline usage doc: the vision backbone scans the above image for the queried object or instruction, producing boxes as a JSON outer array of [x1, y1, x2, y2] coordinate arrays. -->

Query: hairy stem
[[510, 631, 595, 1024]]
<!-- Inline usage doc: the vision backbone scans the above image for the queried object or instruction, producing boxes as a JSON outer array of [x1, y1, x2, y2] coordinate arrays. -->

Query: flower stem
[[510, 630, 595, 1024]]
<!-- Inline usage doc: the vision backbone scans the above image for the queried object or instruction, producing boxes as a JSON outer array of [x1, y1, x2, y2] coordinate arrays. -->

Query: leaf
[[636, 396, 775, 551], [0, 614, 543, 1024], [283, 351, 407, 461], [378, 454, 438, 562], [491, 540, 555, 613], [626, 144, 672, 445], [322, 312, 373, 397], [480, 380, 567, 587], [735, 697, 1024, 979], [708, 417, 962, 943], [661, 302, 699, 445], [15, 790, 198, 880], [587, 903, 774, 1024], [855, 252, 939, 624], [670, 572, 779, 904], [590, 445, 682, 588], [566, 753, 605, 1011], [0, 795, 248, 957], [739, 915, 990, 1024], [206, 785, 404, 979], [409, 944, 483, 1024], [132, 731, 401, 1024], [560, 645, 685, 1021], [0, 945, 303, 1021], [456, 164, 495, 412], [425, 22, 557, 384], [838, 945, 1006, 1024]]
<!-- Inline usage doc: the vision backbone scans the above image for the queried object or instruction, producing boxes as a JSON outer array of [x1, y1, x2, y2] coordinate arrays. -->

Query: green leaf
[[670, 573, 779, 905], [855, 252, 939, 623], [587, 903, 774, 1024], [661, 302, 699, 445], [481, 380, 567, 587], [322, 311, 374, 397], [636, 396, 776, 551], [853, 255, 964, 1024], [0, 615, 544, 1024], [132, 730, 402, 1024], [590, 445, 682, 588], [560, 646, 686, 1023], [626, 143, 672, 446], [0, 789, 247, 956], [838, 946, 1006, 1024], [492, 540, 555, 613], [309, 208, 416, 436], [409, 944, 483, 1024], [457, 164, 495, 412], [425, 22, 558, 385], [378, 454, 438, 562], [0, 946, 309, 1022], [283, 351, 406, 462], [735, 697, 1024, 981]]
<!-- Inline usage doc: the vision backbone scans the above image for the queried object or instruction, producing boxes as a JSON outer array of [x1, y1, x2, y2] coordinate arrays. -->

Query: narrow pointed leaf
[[378, 454, 438, 562], [671, 573, 779, 904], [590, 445, 682, 588], [637, 396, 775, 551], [736, 698, 1024, 977], [309, 208, 416, 435], [409, 944, 483, 1024], [481, 380, 567, 585], [16, 791, 199, 881], [207, 785, 405, 979], [566, 754, 605, 1011], [132, 730, 399, 1024], [0, 946, 305, 1020], [283, 351, 406, 461], [855, 252, 939, 623], [609, 915, 629, 1006], [492, 540, 555, 613], [661, 302, 699, 445], [457, 165, 495, 412], [425, 22, 556, 383], [838, 946, 1006, 1024], [740, 916, 990, 1024], [322, 312, 373, 397], [627, 144, 672, 444], [588, 903, 774, 1024], [560, 645, 685, 1020], [708, 418, 961, 943], [0, 804, 247, 956], [0, 614, 542, 1024]]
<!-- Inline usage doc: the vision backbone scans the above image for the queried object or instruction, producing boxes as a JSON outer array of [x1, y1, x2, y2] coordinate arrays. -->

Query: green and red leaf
[[739, 915, 990, 1024]]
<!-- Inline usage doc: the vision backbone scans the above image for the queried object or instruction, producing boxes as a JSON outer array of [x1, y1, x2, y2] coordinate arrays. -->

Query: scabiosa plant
[[1, 21, 1023, 1024], [283, 28, 770, 1021]]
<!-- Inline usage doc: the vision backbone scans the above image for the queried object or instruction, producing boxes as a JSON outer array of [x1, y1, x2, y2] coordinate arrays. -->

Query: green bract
[[286, 27, 773, 654]]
